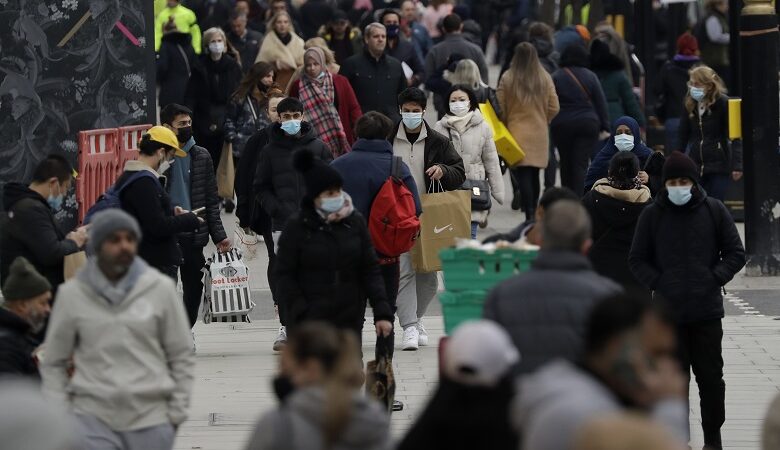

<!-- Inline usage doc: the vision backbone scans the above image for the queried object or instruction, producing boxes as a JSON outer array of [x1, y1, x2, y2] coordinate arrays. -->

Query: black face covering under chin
[[273, 375, 295, 402]]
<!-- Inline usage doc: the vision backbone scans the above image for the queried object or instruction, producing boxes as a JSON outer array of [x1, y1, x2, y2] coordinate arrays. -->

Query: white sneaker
[[416, 320, 429, 346], [402, 326, 419, 351], [273, 326, 287, 352]]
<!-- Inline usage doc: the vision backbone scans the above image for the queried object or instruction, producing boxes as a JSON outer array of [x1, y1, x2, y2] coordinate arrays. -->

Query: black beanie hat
[[663, 151, 699, 183], [1, 257, 51, 301], [293, 150, 343, 199]]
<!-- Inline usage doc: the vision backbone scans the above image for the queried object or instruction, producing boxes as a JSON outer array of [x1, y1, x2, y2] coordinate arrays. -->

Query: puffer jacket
[[433, 111, 505, 222], [255, 122, 333, 232], [483, 251, 622, 375], [0, 307, 40, 377], [275, 203, 393, 332], [583, 180, 652, 295], [629, 186, 746, 324], [245, 387, 390, 450], [678, 94, 741, 175], [224, 95, 270, 159], [163, 145, 227, 248]]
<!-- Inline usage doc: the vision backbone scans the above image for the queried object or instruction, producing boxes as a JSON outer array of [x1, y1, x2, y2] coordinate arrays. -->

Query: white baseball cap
[[443, 320, 520, 387]]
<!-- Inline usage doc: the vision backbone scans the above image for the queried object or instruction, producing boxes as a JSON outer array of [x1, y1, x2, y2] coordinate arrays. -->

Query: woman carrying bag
[[434, 85, 504, 238]]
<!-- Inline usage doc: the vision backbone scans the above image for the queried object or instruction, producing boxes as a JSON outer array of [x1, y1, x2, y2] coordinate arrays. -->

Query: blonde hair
[[202, 27, 228, 50], [268, 11, 292, 32], [506, 42, 549, 109], [446, 59, 488, 91], [685, 65, 726, 114]]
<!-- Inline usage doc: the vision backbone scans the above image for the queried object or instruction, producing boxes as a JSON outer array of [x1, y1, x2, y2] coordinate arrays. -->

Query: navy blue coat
[[330, 139, 422, 220], [584, 116, 654, 193]]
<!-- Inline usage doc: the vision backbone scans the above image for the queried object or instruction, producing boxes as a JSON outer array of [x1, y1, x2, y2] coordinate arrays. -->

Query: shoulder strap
[[175, 44, 191, 77], [390, 156, 403, 179], [564, 67, 592, 104], [246, 96, 259, 123], [117, 171, 160, 194]]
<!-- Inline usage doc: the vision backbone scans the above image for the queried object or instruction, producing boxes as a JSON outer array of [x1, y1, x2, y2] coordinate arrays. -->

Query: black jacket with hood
[[255, 122, 333, 232], [655, 57, 701, 121], [275, 203, 393, 332], [0, 307, 40, 377], [0, 183, 79, 289], [629, 186, 745, 324], [678, 94, 741, 175]]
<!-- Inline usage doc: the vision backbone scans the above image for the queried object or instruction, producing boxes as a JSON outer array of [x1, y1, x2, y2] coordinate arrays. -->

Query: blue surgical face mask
[[401, 112, 423, 130], [614, 134, 635, 152], [667, 185, 693, 206], [319, 192, 345, 213], [690, 86, 706, 102], [281, 119, 302, 135], [47, 182, 64, 211]]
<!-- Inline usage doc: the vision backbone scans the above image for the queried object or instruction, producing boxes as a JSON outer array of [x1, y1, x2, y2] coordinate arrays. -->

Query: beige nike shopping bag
[[411, 186, 471, 273]]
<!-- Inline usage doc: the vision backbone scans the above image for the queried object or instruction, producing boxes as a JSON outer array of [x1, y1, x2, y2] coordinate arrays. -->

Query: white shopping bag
[[200, 248, 255, 323], [234, 226, 260, 261]]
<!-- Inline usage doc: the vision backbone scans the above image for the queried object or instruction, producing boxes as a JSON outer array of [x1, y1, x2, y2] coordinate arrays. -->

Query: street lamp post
[[740, 0, 780, 276]]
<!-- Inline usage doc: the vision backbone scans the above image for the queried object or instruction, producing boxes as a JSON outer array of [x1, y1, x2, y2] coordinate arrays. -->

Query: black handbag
[[461, 179, 492, 211]]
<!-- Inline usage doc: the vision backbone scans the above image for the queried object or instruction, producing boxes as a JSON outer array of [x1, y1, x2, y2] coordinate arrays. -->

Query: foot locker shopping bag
[[411, 189, 471, 273], [201, 248, 255, 323]]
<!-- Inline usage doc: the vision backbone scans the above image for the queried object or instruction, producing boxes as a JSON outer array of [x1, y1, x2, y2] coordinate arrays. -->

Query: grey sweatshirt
[[513, 360, 688, 450], [245, 387, 391, 450], [41, 258, 195, 431]]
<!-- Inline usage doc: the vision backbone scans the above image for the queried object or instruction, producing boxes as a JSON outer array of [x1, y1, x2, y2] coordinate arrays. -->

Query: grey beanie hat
[[87, 209, 142, 254]]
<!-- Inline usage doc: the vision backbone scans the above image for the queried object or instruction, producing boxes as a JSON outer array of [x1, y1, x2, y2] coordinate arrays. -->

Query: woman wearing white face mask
[[434, 85, 505, 238], [185, 27, 242, 174], [677, 65, 742, 202], [274, 150, 394, 342]]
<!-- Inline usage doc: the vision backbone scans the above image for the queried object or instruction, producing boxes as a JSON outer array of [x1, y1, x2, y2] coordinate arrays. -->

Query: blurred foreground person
[[41, 210, 194, 450], [575, 414, 687, 450], [245, 322, 390, 450]]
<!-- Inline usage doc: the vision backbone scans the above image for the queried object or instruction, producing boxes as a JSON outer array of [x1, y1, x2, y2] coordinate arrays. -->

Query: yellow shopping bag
[[479, 102, 525, 167]]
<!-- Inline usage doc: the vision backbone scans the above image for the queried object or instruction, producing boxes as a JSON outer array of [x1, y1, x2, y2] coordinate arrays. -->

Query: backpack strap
[[391, 156, 403, 180], [116, 170, 161, 194]]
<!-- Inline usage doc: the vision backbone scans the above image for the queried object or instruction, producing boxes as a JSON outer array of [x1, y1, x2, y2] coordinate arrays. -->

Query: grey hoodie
[[513, 360, 687, 450], [245, 387, 391, 450]]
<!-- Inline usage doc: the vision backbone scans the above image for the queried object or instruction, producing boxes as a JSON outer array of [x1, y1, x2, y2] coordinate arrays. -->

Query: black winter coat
[[391, 121, 467, 192], [582, 186, 651, 295], [275, 205, 393, 332], [237, 126, 271, 232], [655, 58, 700, 121], [339, 51, 407, 123], [163, 145, 227, 248], [679, 94, 742, 175], [185, 55, 243, 139], [0, 183, 79, 290], [117, 167, 200, 270], [0, 308, 39, 377], [157, 32, 197, 109], [387, 38, 426, 84], [551, 65, 611, 133], [227, 29, 264, 73], [255, 122, 333, 232], [629, 188, 746, 324]]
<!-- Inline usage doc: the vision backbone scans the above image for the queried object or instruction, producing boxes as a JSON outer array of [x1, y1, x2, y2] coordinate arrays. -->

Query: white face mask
[[208, 41, 225, 54], [449, 101, 470, 117], [157, 152, 173, 174]]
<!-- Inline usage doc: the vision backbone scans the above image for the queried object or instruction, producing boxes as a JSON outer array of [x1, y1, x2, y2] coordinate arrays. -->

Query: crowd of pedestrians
[[0, 0, 759, 449]]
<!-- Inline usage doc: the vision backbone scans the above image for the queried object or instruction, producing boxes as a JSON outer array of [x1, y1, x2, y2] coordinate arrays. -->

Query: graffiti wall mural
[[0, 0, 155, 228]]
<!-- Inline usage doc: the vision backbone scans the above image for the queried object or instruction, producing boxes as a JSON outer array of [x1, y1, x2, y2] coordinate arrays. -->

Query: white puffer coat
[[434, 110, 505, 222]]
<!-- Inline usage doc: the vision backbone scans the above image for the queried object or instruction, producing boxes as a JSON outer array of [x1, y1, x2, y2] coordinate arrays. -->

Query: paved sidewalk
[[175, 314, 780, 450]]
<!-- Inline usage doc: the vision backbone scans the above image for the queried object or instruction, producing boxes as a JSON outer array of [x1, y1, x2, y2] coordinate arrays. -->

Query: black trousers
[[552, 119, 600, 195], [677, 318, 725, 449], [544, 141, 557, 189], [179, 242, 206, 327], [376, 260, 400, 361], [511, 166, 540, 219]]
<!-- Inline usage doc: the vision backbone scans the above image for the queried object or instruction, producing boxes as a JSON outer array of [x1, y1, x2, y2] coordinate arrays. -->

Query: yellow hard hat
[[146, 126, 186, 157]]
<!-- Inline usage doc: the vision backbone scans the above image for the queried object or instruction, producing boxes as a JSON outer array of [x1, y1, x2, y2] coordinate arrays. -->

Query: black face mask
[[176, 126, 193, 144], [273, 375, 295, 402]]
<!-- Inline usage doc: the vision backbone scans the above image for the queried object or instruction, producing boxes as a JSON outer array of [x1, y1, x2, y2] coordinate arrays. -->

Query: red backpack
[[368, 156, 420, 257]]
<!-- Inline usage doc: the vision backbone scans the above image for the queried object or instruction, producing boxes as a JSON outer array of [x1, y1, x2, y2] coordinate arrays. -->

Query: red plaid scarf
[[299, 73, 351, 158]]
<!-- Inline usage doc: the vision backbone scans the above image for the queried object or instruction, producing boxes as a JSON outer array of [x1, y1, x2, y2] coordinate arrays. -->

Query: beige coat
[[256, 31, 305, 93], [496, 71, 559, 168], [434, 110, 505, 222]]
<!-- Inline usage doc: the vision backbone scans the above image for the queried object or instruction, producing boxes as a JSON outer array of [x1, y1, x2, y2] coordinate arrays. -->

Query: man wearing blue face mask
[[381, 9, 426, 87], [629, 151, 745, 450], [391, 87, 465, 351], [0, 155, 86, 292]]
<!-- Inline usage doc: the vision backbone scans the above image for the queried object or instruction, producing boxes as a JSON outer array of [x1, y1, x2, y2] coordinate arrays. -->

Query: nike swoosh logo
[[433, 224, 452, 234]]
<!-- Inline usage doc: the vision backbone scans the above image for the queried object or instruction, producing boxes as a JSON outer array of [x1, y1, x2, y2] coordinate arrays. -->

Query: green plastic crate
[[439, 290, 487, 334], [439, 247, 538, 292]]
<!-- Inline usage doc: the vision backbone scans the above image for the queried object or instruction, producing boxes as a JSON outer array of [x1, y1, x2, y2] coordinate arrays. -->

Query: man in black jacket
[[391, 87, 465, 351], [629, 151, 746, 450], [161, 104, 229, 326], [0, 154, 86, 291], [339, 23, 408, 123], [0, 257, 52, 377], [255, 97, 333, 350], [226, 12, 264, 73], [483, 200, 621, 374], [381, 9, 425, 86]]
